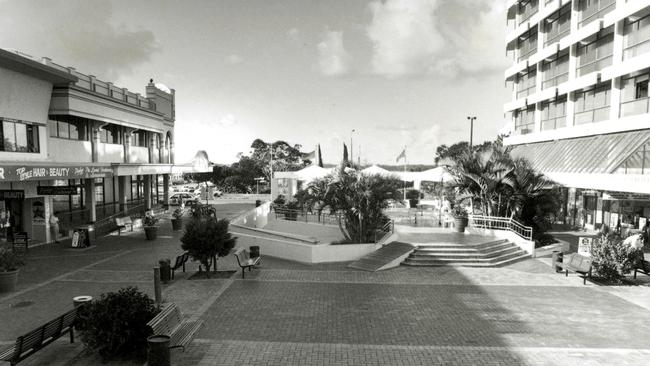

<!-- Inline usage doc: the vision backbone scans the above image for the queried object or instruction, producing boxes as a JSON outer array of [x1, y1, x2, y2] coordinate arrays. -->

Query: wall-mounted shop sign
[[0, 165, 112, 182], [0, 190, 25, 199], [37, 186, 79, 195]]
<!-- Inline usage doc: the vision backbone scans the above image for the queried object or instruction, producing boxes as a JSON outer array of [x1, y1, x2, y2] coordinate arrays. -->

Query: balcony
[[518, 45, 538, 62], [624, 38, 650, 60], [574, 105, 611, 124], [541, 116, 565, 131], [97, 143, 124, 163], [48, 138, 92, 163], [516, 83, 537, 99], [515, 123, 535, 135], [542, 71, 568, 89], [577, 54, 613, 76], [577, 0, 616, 28], [129, 146, 149, 164], [620, 97, 650, 117]]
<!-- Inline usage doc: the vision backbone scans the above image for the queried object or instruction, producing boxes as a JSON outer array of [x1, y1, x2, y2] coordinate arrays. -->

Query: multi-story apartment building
[[503, 0, 650, 231], [0, 48, 208, 244]]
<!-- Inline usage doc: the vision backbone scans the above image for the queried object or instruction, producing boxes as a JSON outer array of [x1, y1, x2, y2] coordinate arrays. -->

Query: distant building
[[0, 48, 208, 244], [503, 0, 650, 231]]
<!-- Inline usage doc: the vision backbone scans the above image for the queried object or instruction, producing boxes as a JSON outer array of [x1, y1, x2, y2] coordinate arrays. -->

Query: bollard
[[154, 267, 162, 309], [147, 335, 170, 366]]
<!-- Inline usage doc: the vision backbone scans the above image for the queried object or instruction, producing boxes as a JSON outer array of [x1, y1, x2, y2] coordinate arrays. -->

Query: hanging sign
[[37, 186, 78, 195], [0, 165, 112, 182], [0, 190, 24, 199]]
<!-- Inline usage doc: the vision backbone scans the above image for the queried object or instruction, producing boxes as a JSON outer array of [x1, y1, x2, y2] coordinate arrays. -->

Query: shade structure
[[361, 164, 394, 177], [418, 167, 454, 183], [294, 165, 331, 181]]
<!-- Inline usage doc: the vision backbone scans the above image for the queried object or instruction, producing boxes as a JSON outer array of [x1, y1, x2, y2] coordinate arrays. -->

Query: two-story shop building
[[0, 48, 207, 244]]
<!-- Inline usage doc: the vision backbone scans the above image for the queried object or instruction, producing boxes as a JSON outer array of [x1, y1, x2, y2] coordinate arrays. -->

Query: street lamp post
[[467, 116, 476, 148]]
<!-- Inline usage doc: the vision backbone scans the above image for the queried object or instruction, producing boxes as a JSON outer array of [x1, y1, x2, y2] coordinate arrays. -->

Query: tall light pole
[[350, 129, 356, 164], [467, 116, 476, 148]]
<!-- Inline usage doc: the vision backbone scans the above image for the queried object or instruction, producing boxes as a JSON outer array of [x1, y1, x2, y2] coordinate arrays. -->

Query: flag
[[303, 150, 316, 160], [396, 149, 406, 163]]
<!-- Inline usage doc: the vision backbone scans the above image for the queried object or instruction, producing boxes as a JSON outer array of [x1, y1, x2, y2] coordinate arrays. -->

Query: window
[[518, 0, 539, 25], [518, 29, 538, 62], [576, 28, 614, 76], [49, 116, 88, 140], [516, 68, 537, 99], [514, 106, 536, 135], [132, 130, 148, 147], [100, 124, 122, 144], [541, 96, 567, 131], [542, 52, 569, 89], [621, 73, 650, 117], [544, 5, 571, 46], [623, 12, 650, 59], [574, 82, 611, 124], [577, 0, 616, 28], [0, 118, 40, 153]]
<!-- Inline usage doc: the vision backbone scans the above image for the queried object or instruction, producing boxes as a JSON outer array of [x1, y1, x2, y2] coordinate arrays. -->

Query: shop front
[[567, 187, 650, 233]]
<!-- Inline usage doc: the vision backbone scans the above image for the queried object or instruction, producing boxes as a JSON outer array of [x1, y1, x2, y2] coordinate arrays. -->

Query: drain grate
[[11, 301, 34, 309]]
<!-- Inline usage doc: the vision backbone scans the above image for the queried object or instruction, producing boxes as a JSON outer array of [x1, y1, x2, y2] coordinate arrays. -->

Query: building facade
[[0, 48, 205, 244], [503, 0, 650, 231]]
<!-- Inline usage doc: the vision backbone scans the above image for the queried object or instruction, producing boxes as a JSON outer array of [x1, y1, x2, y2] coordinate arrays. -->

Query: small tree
[[591, 233, 643, 282], [181, 211, 236, 274]]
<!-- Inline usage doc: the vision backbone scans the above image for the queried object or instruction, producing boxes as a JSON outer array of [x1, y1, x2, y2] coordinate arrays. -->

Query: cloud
[[287, 27, 301, 42], [375, 124, 419, 132], [215, 114, 237, 127], [0, 0, 159, 81], [317, 30, 352, 76], [225, 54, 244, 65], [365, 0, 508, 79]]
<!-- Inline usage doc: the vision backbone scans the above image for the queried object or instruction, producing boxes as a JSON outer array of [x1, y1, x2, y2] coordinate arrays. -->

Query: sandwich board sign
[[578, 237, 593, 257]]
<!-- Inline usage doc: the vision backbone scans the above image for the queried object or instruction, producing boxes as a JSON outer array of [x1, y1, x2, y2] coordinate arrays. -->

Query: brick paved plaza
[[1, 202, 649, 365]]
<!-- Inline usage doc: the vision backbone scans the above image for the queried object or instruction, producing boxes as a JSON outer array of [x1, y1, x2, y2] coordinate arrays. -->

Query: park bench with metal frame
[[0, 308, 77, 366], [634, 253, 649, 279], [171, 252, 190, 279], [147, 303, 202, 351], [233, 248, 261, 279], [114, 216, 133, 235], [561, 253, 593, 285]]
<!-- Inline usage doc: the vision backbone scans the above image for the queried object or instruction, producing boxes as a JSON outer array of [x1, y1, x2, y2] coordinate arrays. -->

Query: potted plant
[[451, 204, 468, 233], [158, 258, 171, 283], [143, 212, 159, 240], [171, 208, 184, 231], [406, 189, 420, 208], [0, 248, 24, 292]]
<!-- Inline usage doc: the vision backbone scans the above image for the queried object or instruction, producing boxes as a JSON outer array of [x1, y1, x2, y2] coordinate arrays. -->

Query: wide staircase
[[348, 242, 416, 272], [402, 238, 530, 267]]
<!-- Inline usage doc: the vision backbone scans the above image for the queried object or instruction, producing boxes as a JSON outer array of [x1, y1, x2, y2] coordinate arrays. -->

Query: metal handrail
[[468, 214, 533, 241]]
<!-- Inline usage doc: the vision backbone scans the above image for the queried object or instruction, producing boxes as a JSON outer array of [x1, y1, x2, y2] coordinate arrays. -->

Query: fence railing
[[468, 215, 533, 241], [271, 206, 394, 244]]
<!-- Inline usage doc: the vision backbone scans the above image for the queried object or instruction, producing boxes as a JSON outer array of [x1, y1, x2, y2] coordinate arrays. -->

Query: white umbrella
[[295, 165, 331, 182], [361, 164, 393, 177], [418, 167, 454, 183]]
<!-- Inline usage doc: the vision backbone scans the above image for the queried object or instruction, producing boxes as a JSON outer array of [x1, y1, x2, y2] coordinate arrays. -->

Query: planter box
[[171, 219, 183, 231], [144, 226, 158, 240]]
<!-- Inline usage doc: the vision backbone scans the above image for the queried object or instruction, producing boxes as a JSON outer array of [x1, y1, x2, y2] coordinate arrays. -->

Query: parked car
[[170, 192, 199, 206], [212, 189, 223, 198]]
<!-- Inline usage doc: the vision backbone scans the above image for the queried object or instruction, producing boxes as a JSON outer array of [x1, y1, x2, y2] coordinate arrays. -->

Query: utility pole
[[350, 129, 355, 165], [467, 116, 476, 148]]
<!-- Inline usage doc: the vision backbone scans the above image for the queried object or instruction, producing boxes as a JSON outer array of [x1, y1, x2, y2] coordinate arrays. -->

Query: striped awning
[[510, 130, 650, 174]]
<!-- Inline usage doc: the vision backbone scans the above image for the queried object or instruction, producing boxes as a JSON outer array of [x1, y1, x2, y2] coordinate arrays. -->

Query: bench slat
[[171, 320, 203, 349], [0, 346, 15, 361]]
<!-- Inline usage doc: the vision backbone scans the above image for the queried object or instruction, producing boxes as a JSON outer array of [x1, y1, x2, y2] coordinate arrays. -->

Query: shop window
[[49, 116, 89, 141], [0, 118, 40, 153]]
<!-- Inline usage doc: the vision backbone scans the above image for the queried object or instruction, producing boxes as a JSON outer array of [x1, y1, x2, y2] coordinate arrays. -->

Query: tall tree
[[343, 143, 349, 164], [250, 139, 311, 181]]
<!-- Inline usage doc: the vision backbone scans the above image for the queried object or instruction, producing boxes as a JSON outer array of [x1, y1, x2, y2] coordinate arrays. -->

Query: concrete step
[[410, 246, 522, 260], [414, 242, 515, 254], [402, 252, 530, 267], [348, 242, 416, 272], [414, 239, 509, 250]]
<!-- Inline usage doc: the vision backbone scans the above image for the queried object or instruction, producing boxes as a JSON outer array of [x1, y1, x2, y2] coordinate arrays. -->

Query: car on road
[[170, 192, 199, 206], [212, 189, 223, 198]]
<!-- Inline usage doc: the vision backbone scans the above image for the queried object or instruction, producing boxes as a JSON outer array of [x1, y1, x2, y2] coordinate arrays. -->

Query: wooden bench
[[0, 308, 77, 366], [114, 216, 133, 235], [634, 252, 649, 279], [233, 248, 261, 279], [171, 252, 190, 279], [11, 232, 30, 253], [146, 303, 202, 351], [561, 253, 593, 285]]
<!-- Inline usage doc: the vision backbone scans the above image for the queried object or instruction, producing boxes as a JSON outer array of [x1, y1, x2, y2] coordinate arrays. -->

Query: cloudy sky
[[0, 0, 510, 165]]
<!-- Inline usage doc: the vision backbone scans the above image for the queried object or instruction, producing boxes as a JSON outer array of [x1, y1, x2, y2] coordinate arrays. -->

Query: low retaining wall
[[230, 203, 379, 263]]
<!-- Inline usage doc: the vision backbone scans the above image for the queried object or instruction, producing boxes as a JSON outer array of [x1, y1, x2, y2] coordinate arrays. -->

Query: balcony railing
[[576, 54, 613, 76], [545, 27, 570, 46], [578, 0, 615, 28], [620, 97, 650, 117], [518, 46, 538, 62], [624, 38, 650, 60], [574, 105, 610, 124], [541, 116, 565, 130], [515, 122, 535, 135], [468, 215, 533, 241], [542, 71, 568, 89], [516, 84, 536, 99]]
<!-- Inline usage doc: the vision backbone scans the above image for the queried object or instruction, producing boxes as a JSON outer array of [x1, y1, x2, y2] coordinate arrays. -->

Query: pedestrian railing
[[468, 214, 533, 241], [271, 206, 344, 226], [374, 219, 394, 244], [94, 204, 148, 236]]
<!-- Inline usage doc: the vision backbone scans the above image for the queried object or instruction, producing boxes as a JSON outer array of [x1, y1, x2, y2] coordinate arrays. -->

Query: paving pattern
[[1, 209, 650, 365]]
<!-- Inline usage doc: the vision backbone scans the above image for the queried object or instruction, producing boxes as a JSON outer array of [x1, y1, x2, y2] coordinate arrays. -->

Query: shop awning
[[510, 130, 650, 174]]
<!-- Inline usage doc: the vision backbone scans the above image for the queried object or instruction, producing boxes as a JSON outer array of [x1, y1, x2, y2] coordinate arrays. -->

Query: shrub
[[0, 248, 24, 272], [78, 287, 158, 361], [450, 205, 468, 219], [143, 212, 159, 227], [272, 195, 286, 206], [533, 233, 558, 248], [181, 216, 236, 273], [591, 233, 643, 281], [172, 208, 184, 219]]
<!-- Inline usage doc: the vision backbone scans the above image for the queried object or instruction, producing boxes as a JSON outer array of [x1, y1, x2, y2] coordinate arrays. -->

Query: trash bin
[[72, 295, 93, 308], [249, 246, 260, 259], [147, 335, 170, 366], [552, 251, 564, 273]]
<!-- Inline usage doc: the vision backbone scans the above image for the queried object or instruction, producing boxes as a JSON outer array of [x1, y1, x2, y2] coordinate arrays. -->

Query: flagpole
[[403, 146, 407, 201]]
